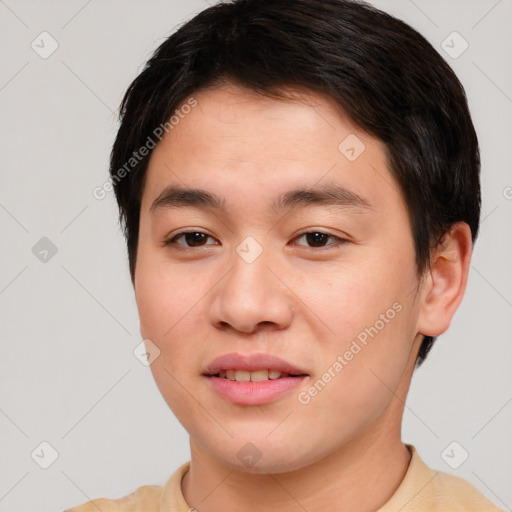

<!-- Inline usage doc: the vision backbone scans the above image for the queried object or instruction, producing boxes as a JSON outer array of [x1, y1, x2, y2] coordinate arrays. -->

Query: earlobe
[[416, 222, 473, 337]]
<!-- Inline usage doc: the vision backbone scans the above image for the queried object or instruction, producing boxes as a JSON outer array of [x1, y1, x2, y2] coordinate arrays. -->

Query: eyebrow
[[149, 183, 373, 214]]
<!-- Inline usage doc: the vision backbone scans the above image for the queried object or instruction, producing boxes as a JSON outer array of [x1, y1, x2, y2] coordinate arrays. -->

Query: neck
[[182, 422, 411, 512]]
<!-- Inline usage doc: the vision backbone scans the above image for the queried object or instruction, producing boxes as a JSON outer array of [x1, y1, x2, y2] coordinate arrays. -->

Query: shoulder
[[380, 445, 502, 512], [429, 469, 502, 511], [64, 484, 163, 512], [63, 462, 192, 512]]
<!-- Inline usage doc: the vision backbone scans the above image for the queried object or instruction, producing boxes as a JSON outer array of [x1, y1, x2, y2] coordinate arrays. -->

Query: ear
[[416, 222, 473, 337]]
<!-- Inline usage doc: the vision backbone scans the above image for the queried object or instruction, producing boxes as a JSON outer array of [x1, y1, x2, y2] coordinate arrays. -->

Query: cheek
[[297, 311, 414, 443], [135, 264, 171, 340], [294, 260, 416, 418], [135, 249, 206, 339], [134, 257, 204, 411], [291, 259, 398, 338]]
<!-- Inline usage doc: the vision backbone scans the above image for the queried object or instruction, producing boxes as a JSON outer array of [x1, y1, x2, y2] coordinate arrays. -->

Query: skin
[[134, 83, 472, 512]]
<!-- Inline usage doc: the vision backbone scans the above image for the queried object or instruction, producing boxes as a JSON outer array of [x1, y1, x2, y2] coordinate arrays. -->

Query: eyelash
[[164, 230, 348, 250]]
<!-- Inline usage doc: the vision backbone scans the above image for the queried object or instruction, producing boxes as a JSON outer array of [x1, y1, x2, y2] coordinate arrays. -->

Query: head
[[110, 0, 480, 472]]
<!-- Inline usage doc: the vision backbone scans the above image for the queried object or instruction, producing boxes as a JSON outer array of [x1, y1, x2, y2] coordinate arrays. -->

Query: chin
[[205, 438, 324, 475]]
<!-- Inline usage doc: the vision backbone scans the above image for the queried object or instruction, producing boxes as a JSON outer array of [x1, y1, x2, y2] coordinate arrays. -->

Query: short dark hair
[[110, 0, 481, 366]]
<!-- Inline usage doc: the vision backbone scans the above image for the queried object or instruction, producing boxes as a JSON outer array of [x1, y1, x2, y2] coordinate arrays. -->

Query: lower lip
[[205, 375, 308, 406]]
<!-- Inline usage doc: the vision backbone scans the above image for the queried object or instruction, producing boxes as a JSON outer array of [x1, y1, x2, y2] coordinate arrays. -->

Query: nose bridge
[[210, 237, 293, 333], [231, 241, 270, 300]]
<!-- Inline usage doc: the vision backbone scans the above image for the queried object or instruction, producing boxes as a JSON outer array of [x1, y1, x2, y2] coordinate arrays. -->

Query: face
[[134, 84, 424, 473]]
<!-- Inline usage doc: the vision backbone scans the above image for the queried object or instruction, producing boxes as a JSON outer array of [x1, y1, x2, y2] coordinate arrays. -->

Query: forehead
[[141, 84, 404, 215]]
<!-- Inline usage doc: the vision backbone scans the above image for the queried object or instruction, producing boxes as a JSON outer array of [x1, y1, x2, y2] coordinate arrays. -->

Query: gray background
[[0, 1, 511, 511]]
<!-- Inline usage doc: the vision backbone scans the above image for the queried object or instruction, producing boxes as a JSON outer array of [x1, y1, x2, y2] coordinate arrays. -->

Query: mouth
[[202, 352, 309, 405], [202, 351, 309, 379], [209, 369, 307, 382]]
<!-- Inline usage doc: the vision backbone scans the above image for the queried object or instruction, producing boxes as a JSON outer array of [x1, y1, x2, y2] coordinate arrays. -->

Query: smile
[[215, 369, 299, 381]]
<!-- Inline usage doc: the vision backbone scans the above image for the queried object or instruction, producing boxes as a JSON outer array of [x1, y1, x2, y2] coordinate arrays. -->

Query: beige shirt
[[65, 446, 501, 511]]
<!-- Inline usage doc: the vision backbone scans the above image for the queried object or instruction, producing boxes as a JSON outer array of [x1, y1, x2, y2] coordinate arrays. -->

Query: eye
[[164, 230, 345, 249], [165, 231, 218, 248], [294, 231, 346, 248]]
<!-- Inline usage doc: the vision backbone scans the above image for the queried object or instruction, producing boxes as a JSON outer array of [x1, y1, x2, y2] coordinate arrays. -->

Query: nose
[[208, 244, 294, 334]]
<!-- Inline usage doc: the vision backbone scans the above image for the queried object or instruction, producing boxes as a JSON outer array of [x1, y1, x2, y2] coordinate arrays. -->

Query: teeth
[[235, 370, 251, 382], [251, 370, 269, 382], [218, 370, 290, 381]]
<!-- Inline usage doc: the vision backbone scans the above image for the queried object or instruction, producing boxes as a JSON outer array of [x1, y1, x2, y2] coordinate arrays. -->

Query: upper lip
[[203, 352, 308, 376]]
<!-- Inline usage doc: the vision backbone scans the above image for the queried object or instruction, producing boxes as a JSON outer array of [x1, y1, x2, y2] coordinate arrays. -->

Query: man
[[68, 0, 500, 510]]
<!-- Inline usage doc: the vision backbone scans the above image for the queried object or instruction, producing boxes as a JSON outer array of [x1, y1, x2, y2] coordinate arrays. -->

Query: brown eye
[[184, 232, 208, 246], [166, 231, 217, 247], [295, 231, 342, 248], [305, 232, 329, 247]]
